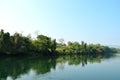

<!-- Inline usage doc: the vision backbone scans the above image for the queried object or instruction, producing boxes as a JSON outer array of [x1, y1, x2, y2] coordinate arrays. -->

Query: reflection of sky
[[14, 69, 39, 80], [11, 54, 120, 80]]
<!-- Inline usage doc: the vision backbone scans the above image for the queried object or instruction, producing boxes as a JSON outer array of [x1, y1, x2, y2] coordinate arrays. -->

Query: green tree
[[33, 35, 57, 55], [0, 30, 13, 54], [11, 33, 32, 54]]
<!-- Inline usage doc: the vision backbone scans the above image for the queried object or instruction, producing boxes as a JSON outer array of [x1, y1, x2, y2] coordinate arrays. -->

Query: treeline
[[0, 29, 117, 56], [57, 41, 117, 56]]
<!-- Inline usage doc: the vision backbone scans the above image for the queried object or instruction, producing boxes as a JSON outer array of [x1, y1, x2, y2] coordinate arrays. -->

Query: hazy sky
[[0, 0, 120, 45]]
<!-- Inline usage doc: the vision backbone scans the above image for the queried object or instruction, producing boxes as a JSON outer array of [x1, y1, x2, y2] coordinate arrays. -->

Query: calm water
[[0, 54, 120, 80]]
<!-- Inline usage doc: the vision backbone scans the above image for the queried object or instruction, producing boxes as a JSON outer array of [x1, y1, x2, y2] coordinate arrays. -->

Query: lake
[[0, 53, 120, 80]]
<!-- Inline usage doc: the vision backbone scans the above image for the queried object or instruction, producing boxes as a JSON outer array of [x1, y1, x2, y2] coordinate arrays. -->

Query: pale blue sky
[[0, 0, 120, 45]]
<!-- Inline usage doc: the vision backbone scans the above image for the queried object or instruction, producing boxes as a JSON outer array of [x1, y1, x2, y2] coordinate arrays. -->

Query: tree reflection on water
[[0, 54, 115, 80]]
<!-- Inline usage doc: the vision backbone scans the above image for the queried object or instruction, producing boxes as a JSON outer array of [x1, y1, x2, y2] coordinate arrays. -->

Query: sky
[[0, 0, 120, 45]]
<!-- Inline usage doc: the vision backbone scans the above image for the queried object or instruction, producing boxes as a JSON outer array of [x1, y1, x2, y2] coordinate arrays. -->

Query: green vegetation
[[0, 29, 118, 56]]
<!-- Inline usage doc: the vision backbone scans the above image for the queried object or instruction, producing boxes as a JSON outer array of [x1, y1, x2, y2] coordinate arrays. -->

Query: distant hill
[[106, 45, 120, 48]]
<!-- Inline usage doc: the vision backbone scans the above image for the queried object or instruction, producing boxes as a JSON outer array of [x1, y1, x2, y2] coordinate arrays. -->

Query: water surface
[[0, 54, 120, 80]]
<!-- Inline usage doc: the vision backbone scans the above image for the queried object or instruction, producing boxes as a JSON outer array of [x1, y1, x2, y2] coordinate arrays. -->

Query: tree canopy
[[0, 29, 118, 56]]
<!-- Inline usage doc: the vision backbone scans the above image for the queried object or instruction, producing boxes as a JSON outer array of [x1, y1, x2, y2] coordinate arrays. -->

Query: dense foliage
[[0, 29, 117, 56]]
